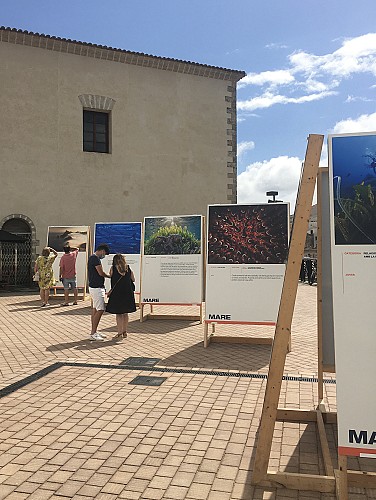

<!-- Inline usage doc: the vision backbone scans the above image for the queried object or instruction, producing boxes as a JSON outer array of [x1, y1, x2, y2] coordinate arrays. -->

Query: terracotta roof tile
[[0, 26, 246, 81]]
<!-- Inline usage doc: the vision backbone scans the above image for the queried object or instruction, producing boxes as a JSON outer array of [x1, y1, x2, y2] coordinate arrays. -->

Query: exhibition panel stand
[[204, 202, 290, 347], [47, 226, 90, 300], [94, 222, 142, 305], [140, 215, 204, 323], [251, 135, 376, 498]]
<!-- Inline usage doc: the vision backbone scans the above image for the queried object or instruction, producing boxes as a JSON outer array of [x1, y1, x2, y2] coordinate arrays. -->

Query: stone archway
[[0, 214, 39, 285]]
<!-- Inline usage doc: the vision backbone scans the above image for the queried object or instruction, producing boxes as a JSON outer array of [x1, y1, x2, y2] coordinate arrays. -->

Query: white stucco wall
[[0, 40, 238, 252]]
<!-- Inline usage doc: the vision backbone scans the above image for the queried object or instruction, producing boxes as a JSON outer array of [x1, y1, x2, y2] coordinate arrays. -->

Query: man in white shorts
[[88, 244, 110, 341]]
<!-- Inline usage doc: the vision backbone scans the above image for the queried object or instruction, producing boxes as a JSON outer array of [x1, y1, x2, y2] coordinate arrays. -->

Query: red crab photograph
[[208, 204, 289, 265]]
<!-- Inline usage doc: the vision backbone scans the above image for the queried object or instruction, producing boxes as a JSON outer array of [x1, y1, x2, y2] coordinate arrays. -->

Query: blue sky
[[3, 0, 376, 207]]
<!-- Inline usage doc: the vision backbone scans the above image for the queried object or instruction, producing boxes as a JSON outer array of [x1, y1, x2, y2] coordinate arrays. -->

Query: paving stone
[[0, 287, 370, 500]]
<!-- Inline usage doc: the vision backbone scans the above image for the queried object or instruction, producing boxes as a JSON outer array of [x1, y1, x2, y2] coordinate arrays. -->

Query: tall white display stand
[[204, 203, 289, 347], [94, 222, 142, 302], [140, 215, 204, 323], [47, 226, 90, 299], [252, 135, 376, 499], [328, 133, 376, 460]]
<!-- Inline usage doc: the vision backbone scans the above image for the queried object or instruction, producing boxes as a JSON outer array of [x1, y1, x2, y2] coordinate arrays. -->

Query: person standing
[[59, 244, 79, 305], [106, 254, 136, 340], [88, 244, 110, 341], [34, 247, 58, 307]]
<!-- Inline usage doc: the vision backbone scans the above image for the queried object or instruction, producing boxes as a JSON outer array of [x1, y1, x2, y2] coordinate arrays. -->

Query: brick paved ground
[[0, 284, 374, 499]]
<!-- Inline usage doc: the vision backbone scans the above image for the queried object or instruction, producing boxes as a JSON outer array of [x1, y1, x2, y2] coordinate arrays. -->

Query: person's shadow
[[46, 338, 121, 352]]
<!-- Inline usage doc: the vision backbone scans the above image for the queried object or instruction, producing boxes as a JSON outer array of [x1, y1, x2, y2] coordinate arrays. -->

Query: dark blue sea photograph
[[332, 134, 376, 245], [144, 216, 202, 255], [95, 223, 141, 254]]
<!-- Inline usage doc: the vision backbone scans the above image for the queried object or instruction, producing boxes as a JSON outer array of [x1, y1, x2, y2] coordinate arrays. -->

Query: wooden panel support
[[317, 168, 325, 401], [316, 409, 334, 477], [252, 134, 323, 485], [210, 336, 273, 345], [335, 455, 348, 500], [263, 472, 335, 493], [140, 303, 203, 323]]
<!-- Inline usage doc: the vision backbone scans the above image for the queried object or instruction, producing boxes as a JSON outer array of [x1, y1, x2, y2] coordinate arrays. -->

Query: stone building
[[0, 27, 245, 285]]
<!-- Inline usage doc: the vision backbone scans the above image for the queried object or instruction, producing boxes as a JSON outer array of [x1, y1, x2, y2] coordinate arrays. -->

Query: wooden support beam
[[335, 455, 348, 500], [203, 322, 209, 348], [316, 410, 334, 477], [276, 407, 337, 424], [317, 168, 324, 402], [276, 408, 318, 422], [262, 472, 335, 493], [347, 470, 376, 489], [210, 336, 273, 345], [252, 134, 323, 485], [144, 314, 201, 322]]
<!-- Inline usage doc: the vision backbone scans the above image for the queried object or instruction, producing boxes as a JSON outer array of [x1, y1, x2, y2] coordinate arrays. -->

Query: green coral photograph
[[144, 216, 201, 255]]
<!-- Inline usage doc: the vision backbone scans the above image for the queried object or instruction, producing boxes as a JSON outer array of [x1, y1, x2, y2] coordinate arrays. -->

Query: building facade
[[0, 27, 245, 284]]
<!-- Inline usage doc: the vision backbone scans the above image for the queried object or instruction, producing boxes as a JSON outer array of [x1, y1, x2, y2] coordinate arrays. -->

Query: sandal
[[112, 332, 127, 340]]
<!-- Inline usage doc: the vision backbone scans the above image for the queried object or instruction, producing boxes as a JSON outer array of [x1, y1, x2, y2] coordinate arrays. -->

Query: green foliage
[[335, 182, 376, 244], [144, 225, 201, 255]]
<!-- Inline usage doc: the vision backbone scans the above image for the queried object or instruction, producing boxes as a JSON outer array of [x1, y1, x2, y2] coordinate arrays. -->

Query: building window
[[83, 110, 109, 153]]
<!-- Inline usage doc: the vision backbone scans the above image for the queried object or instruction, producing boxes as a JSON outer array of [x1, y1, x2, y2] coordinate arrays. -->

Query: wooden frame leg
[[335, 455, 348, 500], [252, 134, 323, 485], [204, 322, 209, 348]]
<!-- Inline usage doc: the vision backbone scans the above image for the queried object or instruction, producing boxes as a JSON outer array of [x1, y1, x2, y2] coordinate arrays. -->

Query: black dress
[[106, 266, 136, 314]]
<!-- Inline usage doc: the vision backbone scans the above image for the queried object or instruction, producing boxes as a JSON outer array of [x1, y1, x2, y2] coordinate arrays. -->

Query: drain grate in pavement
[[120, 357, 161, 367], [129, 375, 167, 386], [0, 361, 337, 399]]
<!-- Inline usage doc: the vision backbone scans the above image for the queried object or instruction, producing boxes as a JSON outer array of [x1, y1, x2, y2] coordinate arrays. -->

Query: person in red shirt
[[59, 244, 79, 305]]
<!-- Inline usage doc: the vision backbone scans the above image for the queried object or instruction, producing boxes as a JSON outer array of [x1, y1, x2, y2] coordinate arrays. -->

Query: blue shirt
[[88, 254, 104, 288]]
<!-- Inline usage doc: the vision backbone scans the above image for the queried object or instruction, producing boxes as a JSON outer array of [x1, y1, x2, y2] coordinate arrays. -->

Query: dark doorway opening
[[1, 219, 32, 286]]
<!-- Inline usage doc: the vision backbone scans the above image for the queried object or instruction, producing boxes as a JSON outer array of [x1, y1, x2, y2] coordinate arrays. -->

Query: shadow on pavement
[[46, 337, 124, 352], [159, 341, 271, 372]]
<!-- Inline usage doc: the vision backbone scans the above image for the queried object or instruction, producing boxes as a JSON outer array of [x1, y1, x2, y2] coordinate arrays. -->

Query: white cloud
[[238, 90, 336, 111], [331, 111, 376, 133], [238, 141, 255, 157], [288, 33, 376, 79], [265, 42, 288, 50], [237, 156, 302, 210], [238, 33, 376, 113], [345, 95, 373, 103], [238, 70, 294, 88]]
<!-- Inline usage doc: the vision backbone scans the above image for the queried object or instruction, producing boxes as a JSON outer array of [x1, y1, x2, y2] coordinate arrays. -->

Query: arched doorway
[[1, 217, 34, 286]]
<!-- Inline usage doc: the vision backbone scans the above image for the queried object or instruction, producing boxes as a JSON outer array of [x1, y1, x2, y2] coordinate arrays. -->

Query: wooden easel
[[140, 302, 203, 323], [251, 136, 376, 498], [203, 204, 289, 349], [52, 285, 87, 301], [140, 216, 205, 324], [203, 321, 274, 348]]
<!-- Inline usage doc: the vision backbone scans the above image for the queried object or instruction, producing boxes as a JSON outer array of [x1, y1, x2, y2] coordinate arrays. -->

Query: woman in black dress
[[106, 254, 136, 340]]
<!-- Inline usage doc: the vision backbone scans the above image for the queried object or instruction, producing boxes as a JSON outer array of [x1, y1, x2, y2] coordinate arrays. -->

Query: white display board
[[329, 133, 376, 458], [94, 222, 142, 294], [141, 215, 204, 305], [205, 204, 289, 324], [47, 226, 90, 288]]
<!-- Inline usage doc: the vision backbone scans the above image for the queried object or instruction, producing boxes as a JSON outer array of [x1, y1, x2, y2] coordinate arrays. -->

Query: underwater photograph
[[95, 223, 141, 254], [332, 134, 376, 245], [208, 204, 289, 265], [47, 226, 88, 252], [144, 216, 202, 255]]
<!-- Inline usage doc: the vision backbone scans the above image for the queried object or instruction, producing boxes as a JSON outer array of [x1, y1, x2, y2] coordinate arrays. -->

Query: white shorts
[[89, 287, 106, 311]]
